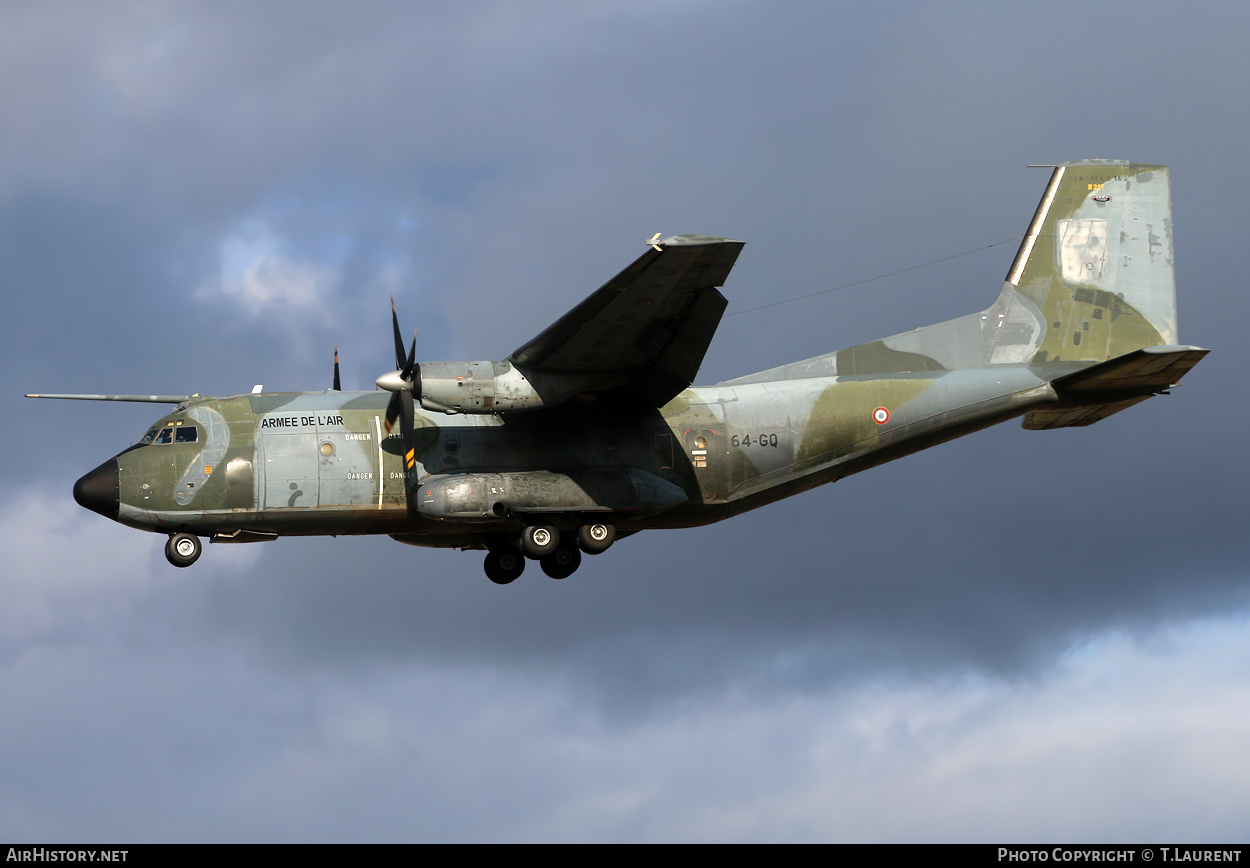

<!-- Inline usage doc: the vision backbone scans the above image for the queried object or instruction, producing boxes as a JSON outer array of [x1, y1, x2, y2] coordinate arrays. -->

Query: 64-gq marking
[[731, 433, 780, 448]]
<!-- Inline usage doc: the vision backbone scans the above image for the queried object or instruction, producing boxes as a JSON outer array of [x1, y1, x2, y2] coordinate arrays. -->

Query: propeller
[[379, 298, 420, 429], [376, 298, 421, 513], [332, 347, 341, 391]]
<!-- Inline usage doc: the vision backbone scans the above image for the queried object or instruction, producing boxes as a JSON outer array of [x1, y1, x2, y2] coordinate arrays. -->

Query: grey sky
[[2, 0, 1247, 842]]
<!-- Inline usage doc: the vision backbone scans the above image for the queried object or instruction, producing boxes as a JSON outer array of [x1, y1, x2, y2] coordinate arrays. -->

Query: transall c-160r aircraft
[[30, 159, 1208, 584]]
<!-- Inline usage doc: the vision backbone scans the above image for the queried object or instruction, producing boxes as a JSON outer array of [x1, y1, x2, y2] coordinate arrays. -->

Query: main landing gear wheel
[[165, 533, 202, 568], [540, 544, 581, 580], [577, 522, 616, 555], [484, 549, 525, 585], [521, 524, 559, 559]]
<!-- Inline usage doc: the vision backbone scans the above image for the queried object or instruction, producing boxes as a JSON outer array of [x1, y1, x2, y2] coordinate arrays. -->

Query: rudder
[[1006, 159, 1177, 363]]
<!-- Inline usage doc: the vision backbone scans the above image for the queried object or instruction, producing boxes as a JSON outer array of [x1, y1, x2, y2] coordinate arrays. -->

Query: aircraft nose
[[73, 458, 119, 520]]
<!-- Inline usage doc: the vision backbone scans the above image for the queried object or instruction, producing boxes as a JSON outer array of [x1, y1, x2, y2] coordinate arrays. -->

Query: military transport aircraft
[[29, 159, 1208, 584]]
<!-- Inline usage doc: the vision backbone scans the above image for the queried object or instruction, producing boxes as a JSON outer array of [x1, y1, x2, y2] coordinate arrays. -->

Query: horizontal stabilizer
[[1022, 396, 1152, 429], [1023, 345, 1209, 429]]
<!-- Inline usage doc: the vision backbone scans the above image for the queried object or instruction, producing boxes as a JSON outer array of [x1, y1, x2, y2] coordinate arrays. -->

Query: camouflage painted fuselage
[[114, 362, 1059, 548], [65, 159, 1208, 561]]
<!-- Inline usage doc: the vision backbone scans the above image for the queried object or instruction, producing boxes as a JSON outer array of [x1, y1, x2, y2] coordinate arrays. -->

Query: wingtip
[[655, 234, 745, 247]]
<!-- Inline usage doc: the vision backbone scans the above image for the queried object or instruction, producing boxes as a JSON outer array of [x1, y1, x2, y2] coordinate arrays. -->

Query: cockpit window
[[144, 423, 198, 445]]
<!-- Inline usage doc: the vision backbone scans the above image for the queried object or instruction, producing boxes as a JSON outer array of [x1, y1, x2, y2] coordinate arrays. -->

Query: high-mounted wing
[[25, 393, 194, 403], [508, 235, 744, 408]]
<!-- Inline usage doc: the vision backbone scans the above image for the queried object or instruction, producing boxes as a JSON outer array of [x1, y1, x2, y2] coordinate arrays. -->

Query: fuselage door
[[261, 432, 320, 508], [318, 429, 379, 506]]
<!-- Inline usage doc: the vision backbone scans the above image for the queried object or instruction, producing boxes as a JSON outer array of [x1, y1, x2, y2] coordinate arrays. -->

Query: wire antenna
[[725, 235, 1023, 318]]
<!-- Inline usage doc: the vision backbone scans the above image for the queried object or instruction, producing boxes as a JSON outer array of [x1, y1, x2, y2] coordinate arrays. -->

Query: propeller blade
[[400, 390, 417, 518], [332, 347, 341, 391], [384, 390, 400, 434], [401, 330, 417, 380], [391, 297, 407, 371]]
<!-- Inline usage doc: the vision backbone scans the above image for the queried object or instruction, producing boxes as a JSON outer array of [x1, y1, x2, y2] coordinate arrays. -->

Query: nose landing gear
[[164, 532, 202, 568]]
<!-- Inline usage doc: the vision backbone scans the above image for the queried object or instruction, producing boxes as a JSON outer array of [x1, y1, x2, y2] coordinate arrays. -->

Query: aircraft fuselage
[[77, 365, 1056, 550], [52, 161, 1208, 582]]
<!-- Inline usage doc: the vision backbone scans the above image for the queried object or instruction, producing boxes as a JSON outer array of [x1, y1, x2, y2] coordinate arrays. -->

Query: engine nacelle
[[415, 468, 688, 521], [416, 361, 545, 414]]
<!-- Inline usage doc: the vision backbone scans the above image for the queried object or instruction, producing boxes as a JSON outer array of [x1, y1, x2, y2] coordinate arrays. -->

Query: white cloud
[[3, 597, 1248, 841], [0, 485, 261, 643], [201, 221, 339, 317], [0, 486, 159, 642]]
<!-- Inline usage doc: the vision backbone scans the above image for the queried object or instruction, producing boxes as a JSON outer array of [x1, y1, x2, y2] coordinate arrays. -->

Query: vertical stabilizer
[[1005, 159, 1176, 363], [725, 160, 1185, 385]]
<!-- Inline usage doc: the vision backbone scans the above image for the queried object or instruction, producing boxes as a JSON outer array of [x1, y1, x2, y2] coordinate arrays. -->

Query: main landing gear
[[483, 521, 615, 583], [165, 532, 202, 568], [577, 522, 615, 555], [484, 548, 526, 585], [541, 544, 580, 580]]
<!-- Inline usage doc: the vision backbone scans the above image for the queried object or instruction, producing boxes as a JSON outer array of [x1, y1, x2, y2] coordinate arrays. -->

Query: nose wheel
[[164, 532, 202, 568]]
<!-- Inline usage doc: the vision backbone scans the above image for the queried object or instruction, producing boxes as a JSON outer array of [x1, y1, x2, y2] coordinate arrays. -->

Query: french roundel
[[873, 407, 890, 425]]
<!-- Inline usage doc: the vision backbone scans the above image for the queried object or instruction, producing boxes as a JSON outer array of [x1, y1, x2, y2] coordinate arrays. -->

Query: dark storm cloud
[[3, 0, 1249, 841], [5, 0, 1244, 680]]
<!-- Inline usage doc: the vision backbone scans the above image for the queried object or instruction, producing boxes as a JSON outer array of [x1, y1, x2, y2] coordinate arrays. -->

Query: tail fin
[[727, 160, 1193, 384], [1004, 159, 1177, 363], [831, 160, 1181, 374], [1007, 161, 1210, 429]]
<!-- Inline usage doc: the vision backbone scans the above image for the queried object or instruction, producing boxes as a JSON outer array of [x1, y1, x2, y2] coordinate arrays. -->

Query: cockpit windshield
[[140, 423, 198, 445]]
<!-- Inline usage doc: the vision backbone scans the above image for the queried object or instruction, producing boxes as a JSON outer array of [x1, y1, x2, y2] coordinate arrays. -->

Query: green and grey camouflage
[[30, 160, 1208, 583]]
